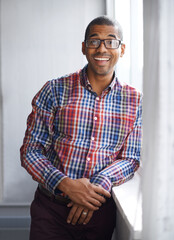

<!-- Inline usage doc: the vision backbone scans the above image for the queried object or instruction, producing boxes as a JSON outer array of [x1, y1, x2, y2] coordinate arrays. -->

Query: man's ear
[[82, 42, 86, 55], [120, 44, 125, 57]]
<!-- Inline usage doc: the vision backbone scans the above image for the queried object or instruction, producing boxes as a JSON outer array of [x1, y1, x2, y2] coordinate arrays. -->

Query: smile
[[94, 57, 110, 61]]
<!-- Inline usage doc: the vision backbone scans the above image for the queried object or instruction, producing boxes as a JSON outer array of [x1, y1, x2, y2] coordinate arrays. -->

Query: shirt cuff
[[45, 170, 66, 195], [90, 174, 112, 192]]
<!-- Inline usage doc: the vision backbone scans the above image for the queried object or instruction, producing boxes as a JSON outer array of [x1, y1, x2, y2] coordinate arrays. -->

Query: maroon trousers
[[29, 187, 116, 240]]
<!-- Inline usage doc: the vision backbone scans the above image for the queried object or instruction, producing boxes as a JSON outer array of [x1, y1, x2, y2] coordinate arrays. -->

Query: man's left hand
[[67, 202, 94, 225]]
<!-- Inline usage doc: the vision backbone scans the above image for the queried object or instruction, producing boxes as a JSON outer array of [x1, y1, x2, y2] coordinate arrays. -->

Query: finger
[[67, 201, 73, 207], [80, 194, 106, 210], [80, 200, 100, 211], [67, 205, 78, 224], [78, 209, 88, 225], [93, 185, 111, 198], [67, 193, 100, 210], [87, 196, 104, 207], [83, 210, 94, 225], [90, 193, 106, 204], [71, 207, 84, 225]]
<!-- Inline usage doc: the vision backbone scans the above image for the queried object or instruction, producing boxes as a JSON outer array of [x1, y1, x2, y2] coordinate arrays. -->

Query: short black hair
[[84, 15, 123, 41]]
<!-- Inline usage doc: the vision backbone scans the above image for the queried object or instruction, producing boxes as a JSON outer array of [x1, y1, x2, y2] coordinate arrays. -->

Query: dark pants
[[30, 187, 116, 240]]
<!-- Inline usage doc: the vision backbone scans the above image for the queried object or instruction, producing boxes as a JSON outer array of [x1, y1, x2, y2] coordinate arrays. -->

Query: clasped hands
[[58, 177, 111, 225]]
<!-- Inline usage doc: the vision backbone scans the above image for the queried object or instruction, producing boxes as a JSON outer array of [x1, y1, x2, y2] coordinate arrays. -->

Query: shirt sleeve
[[20, 81, 66, 194], [90, 94, 143, 192]]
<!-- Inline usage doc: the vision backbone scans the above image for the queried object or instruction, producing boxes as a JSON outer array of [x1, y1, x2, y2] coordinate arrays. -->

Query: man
[[20, 16, 142, 240]]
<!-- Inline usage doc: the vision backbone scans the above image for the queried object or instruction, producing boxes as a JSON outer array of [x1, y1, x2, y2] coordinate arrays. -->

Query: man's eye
[[90, 40, 98, 45], [90, 40, 96, 45], [106, 40, 113, 45]]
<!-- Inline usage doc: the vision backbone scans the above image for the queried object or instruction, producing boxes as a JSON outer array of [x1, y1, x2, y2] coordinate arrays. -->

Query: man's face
[[82, 24, 125, 78]]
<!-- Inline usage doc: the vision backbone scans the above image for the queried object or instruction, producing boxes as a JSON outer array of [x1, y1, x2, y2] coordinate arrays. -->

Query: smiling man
[[20, 16, 142, 240]]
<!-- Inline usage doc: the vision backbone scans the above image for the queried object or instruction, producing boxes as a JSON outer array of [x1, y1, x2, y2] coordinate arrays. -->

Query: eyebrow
[[89, 33, 117, 39]]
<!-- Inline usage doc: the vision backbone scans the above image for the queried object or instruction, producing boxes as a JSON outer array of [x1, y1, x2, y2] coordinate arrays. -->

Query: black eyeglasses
[[85, 39, 122, 49]]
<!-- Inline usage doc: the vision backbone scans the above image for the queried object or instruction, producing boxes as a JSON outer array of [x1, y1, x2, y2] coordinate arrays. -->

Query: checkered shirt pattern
[[20, 65, 142, 194]]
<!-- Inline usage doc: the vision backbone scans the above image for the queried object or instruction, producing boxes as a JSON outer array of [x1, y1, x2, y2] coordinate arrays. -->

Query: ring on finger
[[82, 211, 87, 215]]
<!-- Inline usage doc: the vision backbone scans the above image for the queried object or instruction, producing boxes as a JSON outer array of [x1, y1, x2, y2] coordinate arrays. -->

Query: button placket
[[86, 96, 101, 163]]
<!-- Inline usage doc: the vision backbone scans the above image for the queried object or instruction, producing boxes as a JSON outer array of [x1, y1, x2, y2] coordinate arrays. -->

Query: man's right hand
[[58, 177, 111, 210]]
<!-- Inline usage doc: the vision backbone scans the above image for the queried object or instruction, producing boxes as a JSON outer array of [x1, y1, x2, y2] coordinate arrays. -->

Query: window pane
[[114, 0, 143, 92]]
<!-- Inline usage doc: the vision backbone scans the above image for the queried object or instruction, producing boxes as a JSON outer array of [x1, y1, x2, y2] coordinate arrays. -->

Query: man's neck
[[87, 68, 114, 96]]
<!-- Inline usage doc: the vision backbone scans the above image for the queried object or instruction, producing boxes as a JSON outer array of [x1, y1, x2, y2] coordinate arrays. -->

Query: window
[[106, 0, 143, 92]]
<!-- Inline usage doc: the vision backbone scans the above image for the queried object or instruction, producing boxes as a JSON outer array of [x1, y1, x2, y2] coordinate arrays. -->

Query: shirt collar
[[80, 64, 117, 92]]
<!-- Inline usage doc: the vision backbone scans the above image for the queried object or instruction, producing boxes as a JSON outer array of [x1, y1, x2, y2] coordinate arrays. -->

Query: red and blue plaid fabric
[[20, 65, 142, 194]]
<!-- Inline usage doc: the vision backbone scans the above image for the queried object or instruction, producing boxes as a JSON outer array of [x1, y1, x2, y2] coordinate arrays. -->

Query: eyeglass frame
[[85, 38, 122, 49]]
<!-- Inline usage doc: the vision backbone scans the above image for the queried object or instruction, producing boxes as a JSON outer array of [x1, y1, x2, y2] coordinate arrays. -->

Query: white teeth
[[94, 57, 109, 61]]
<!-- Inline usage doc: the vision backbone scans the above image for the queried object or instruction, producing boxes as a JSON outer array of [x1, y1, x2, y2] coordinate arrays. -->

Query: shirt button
[[94, 117, 97, 120], [87, 157, 90, 161], [91, 137, 95, 141], [96, 97, 100, 101]]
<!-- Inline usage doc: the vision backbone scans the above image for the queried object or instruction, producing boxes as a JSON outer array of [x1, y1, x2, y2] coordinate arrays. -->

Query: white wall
[[0, 0, 105, 204]]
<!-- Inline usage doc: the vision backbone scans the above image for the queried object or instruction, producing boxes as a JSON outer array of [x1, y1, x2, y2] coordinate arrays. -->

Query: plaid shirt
[[20, 65, 142, 195]]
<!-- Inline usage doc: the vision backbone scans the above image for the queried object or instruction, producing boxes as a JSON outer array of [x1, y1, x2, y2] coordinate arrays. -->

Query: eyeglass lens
[[86, 39, 120, 49]]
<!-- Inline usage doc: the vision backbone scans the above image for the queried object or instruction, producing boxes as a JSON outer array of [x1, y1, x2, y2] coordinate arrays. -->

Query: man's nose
[[97, 41, 107, 52]]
